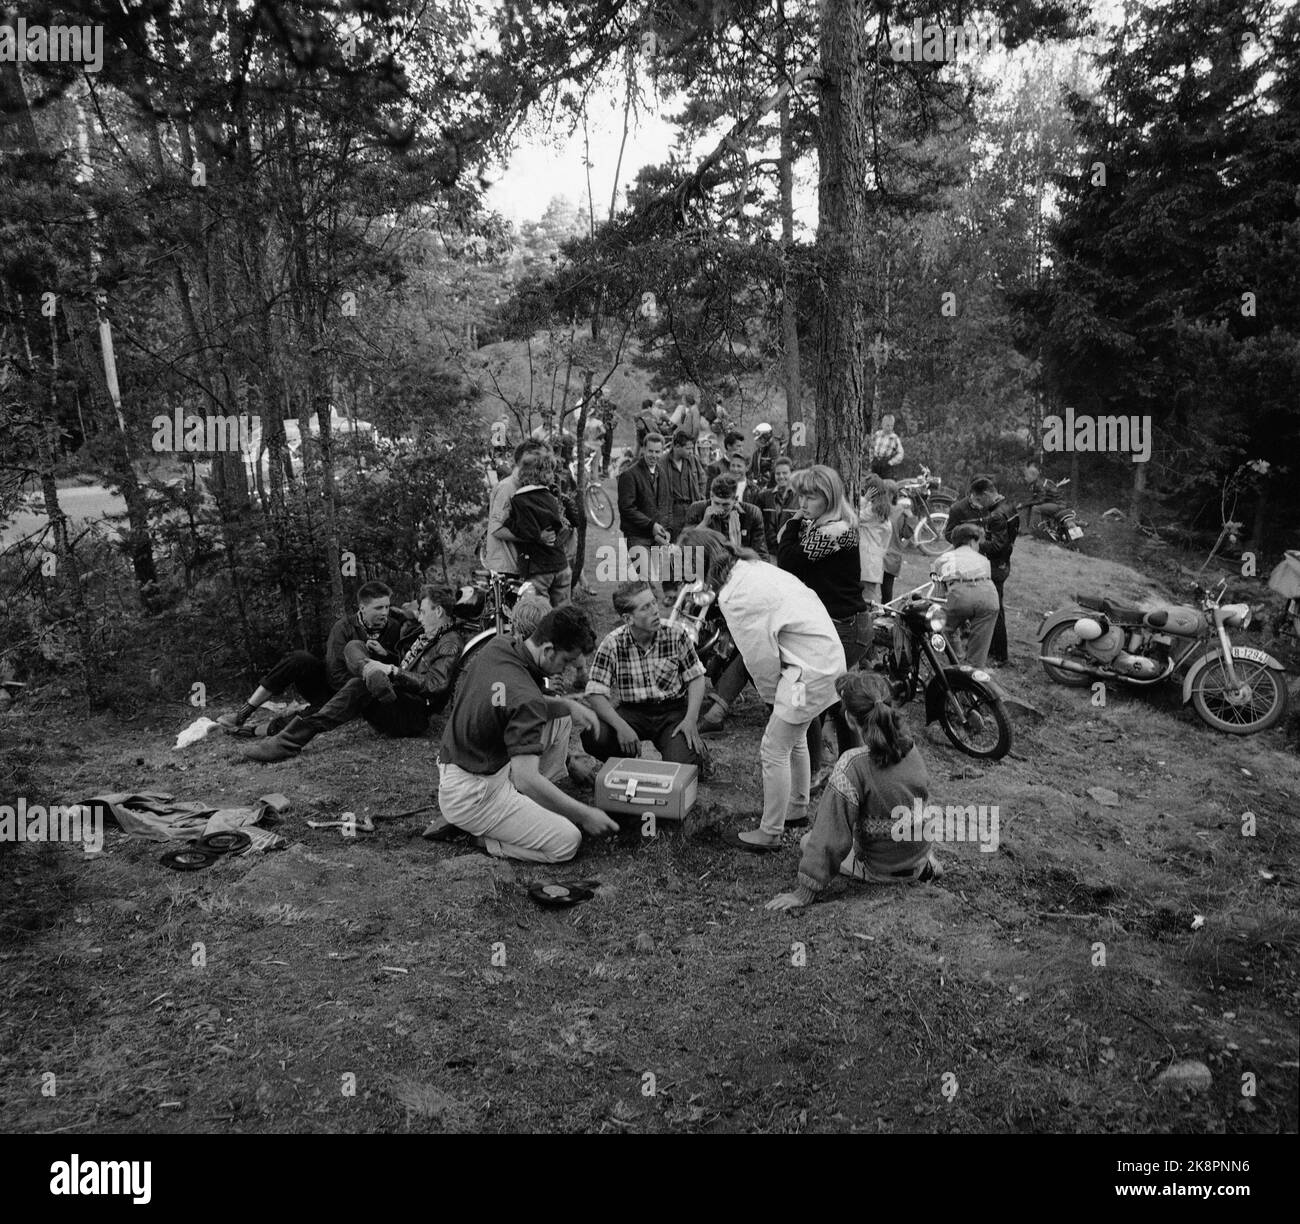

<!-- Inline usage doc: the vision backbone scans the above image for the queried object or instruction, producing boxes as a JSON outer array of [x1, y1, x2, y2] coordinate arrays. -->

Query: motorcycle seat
[[1076, 594, 1106, 612], [1101, 599, 1147, 624]]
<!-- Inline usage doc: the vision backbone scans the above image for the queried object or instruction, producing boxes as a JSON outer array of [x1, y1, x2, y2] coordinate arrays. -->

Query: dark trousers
[[297, 639, 430, 739], [715, 653, 750, 705], [881, 571, 897, 604], [991, 572, 1008, 663], [260, 649, 335, 708], [581, 697, 702, 765], [601, 430, 614, 475]]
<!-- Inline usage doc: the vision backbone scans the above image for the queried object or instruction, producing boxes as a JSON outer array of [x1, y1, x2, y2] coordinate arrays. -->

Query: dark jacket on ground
[[324, 610, 409, 690], [505, 483, 570, 575], [944, 495, 1020, 575], [685, 499, 770, 560], [618, 457, 672, 540]]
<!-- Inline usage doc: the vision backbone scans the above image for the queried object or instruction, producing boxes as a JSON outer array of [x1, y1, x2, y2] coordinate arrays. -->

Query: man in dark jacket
[[618, 431, 672, 555], [707, 431, 746, 487], [217, 580, 408, 733], [944, 475, 1018, 665], [245, 585, 465, 761], [754, 455, 797, 553], [686, 475, 770, 560], [665, 430, 708, 539]]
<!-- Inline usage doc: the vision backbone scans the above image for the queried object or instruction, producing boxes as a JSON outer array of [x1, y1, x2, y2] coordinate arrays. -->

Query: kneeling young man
[[246, 585, 464, 762], [581, 581, 707, 766], [436, 606, 618, 862]]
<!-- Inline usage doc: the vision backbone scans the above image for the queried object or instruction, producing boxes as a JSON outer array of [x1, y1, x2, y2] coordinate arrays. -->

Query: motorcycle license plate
[[1234, 647, 1272, 665], [1068, 525, 1084, 539]]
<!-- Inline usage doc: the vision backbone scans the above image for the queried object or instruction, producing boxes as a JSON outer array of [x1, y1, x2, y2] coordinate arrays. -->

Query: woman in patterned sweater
[[766, 670, 940, 910], [776, 465, 869, 782]]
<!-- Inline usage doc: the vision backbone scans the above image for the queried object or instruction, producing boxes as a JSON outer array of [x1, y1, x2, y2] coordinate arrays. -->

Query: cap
[[753, 422, 772, 434]]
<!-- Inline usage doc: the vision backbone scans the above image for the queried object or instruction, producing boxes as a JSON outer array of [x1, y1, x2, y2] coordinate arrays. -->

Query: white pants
[[437, 755, 580, 863], [759, 711, 811, 837]]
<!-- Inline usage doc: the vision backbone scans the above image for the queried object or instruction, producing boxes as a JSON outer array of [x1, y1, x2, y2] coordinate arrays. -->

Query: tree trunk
[[814, 0, 872, 493], [777, 7, 804, 457]]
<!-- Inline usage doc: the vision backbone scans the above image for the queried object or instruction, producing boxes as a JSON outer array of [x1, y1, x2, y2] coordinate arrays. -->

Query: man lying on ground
[[217, 581, 407, 735], [581, 581, 707, 767], [433, 605, 619, 862], [245, 585, 464, 763]]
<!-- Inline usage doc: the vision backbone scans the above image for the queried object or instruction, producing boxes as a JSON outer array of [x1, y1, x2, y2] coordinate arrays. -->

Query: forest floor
[[2, 494, 1298, 1134]]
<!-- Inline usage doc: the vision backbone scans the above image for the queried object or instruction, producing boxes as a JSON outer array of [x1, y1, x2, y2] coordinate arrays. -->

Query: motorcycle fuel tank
[[1143, 605, 1203, 635]]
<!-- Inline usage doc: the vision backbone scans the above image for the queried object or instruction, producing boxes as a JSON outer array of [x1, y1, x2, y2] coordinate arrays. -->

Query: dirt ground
[[2, 503, 1297, 1134]]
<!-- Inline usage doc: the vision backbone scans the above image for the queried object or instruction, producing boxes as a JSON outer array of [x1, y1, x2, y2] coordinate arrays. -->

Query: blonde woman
[[679, 526, 847, 850], [776, 465, 868, 780]]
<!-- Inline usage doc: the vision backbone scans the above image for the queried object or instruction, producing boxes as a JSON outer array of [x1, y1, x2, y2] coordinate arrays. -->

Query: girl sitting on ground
[[766, 670, 940, 910]]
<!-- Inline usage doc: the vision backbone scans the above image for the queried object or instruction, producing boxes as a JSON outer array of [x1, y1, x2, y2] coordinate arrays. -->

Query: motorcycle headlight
[[1220, 603, 1251, 629], [927, 607, 947, 632], [930, 632, 948, 652]]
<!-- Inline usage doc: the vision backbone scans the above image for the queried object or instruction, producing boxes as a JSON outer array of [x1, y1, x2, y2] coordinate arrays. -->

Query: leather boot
[[699, 699, 728, 736], [243, 715, 319, 763]]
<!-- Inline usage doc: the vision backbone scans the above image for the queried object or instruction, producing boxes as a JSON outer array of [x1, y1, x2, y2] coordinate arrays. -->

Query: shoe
[[243, 715, 318, 763], [699, 704, 727, 736], [364, 666, 398, 703], [422, 814, 464, 842]]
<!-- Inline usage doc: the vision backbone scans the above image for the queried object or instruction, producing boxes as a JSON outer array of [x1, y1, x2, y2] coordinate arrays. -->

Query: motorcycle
[[893, 465, 957, 557], [451, 569, 531, 694], [1267, 550, 1300, 642], [867, 582, 1013, 760], [666, 581, 737, 686], [1037, 577, 1290, 734], [1017, 478, 1085, 550]]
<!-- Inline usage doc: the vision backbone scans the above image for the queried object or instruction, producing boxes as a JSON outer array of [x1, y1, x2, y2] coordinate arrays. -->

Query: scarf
[[400, 624, 450, 671]]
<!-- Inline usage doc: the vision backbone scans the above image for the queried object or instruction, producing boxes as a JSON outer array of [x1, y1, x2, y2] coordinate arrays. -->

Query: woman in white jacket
[[679, 526, 847, 850]]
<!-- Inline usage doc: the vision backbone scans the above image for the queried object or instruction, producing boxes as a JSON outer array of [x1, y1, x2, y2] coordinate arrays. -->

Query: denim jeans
[[759, 712, 811, 837]]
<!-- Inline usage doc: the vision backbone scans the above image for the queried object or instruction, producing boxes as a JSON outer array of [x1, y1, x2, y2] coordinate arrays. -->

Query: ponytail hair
[[836, 670, 912, 767], [677, 526, 760, 592]]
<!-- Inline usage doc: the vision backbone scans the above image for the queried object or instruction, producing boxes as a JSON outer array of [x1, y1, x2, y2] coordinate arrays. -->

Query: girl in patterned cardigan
[[766, 670, 940, 910]]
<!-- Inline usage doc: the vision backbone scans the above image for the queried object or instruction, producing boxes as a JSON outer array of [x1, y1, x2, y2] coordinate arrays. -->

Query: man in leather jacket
[[245, 585, 466, 762]]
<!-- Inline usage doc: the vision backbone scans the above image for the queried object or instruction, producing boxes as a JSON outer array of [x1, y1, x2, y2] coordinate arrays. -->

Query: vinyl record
[[527, 882, 594, 908], [200, 830, 252, 854], [160, 845, 220, 872]]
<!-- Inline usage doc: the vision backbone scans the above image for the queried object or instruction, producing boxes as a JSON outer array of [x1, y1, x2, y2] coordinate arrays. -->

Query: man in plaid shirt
[[581, 581, 707, 766], [868, 413, 905, 477]]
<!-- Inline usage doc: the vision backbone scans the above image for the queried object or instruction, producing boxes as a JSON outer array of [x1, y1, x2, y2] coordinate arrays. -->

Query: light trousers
[[759, 711, 812, 837], [436, 758, 581, 863]]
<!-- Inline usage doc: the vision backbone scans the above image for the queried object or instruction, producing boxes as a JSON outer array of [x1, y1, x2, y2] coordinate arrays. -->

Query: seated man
[[218, 581, 407, 735], [685, 475, 769, 560], [434, 605, 618, 862], [581, 581, 706, 767], [245, 585, 464, 762]]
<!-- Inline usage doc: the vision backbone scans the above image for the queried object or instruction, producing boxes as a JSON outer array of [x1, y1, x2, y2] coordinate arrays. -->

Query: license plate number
[[1234, 647, 1272, 664], [1068, 525, 1084, 539]]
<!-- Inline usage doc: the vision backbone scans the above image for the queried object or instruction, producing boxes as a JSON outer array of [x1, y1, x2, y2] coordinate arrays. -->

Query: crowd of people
[[221, 394, 1048, 909]]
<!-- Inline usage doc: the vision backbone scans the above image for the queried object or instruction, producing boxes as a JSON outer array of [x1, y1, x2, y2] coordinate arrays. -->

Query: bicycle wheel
[[914, 513, 951, 556], [585, 484, 615, 529]]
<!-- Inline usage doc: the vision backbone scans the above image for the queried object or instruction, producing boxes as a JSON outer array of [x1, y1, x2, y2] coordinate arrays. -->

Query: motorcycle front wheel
[[1039, 619, 1095, 688], [1190, 659, 1290, 734], [937, 672, 1012, 760]]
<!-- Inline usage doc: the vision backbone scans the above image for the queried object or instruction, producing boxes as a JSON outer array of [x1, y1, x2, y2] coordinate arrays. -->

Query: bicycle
[[570, 447, 615, 529]]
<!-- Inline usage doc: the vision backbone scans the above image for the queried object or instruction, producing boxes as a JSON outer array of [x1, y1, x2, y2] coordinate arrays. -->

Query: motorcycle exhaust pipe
[[1039, 654, 1099, 676]]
